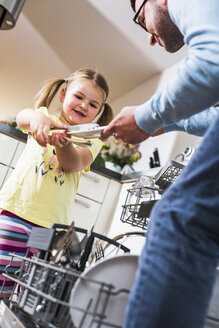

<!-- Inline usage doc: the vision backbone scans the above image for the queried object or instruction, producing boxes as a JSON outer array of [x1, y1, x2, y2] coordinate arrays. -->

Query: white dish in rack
[[69, 254, 138, 327]]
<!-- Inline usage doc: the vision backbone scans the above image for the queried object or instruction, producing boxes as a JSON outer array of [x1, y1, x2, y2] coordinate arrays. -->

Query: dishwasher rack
[[120, 185, 158, 230], [120, 160, 185, 230], [2, 254, 136, 328], [0, 224, 132, 328]]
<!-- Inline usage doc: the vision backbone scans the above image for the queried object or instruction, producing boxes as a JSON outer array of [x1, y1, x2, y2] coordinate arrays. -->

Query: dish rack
[[0, 224, 131, 328], [120, 160, 185, 230], [2, 255, 135, 328], [155, 160, 184, 192]]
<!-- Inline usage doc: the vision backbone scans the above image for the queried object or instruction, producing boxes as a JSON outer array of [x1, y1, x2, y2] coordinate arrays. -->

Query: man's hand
[[151, 128, 165, 137], [101, 106, 150, 144]]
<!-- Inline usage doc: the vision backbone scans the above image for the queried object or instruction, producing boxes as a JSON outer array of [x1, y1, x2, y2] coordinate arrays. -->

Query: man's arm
[[103, 0, 219, 143], [164, 105, 219, 136], [135, 0, 219, 134]]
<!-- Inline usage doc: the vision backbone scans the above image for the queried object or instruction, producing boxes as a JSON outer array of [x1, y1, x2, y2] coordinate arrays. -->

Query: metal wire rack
[[0, 225, 132, 328], [154, 160, 184, 193], [2, 253, 136, 328], [120, 161, 185, 230], [3, 255, 78, 328], [120, 186, 158, 230]]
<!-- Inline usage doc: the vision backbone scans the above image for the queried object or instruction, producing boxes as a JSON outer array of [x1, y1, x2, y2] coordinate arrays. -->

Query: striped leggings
[[0, 211, 39, 298]]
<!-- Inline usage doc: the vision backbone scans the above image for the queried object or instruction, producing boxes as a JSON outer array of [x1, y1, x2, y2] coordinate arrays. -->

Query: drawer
[[0, 164, 9, 189], [70, 194, 101, 230], [77, 171, 110, 203], [94, 179, 122, 235], [3, 167, 14, 186], [10, 141, 26, 168], [0, 134, 18, 166]]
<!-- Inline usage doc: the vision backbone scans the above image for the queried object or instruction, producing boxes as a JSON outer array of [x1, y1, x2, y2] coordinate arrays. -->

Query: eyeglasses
[[133, 0, 148, 32]]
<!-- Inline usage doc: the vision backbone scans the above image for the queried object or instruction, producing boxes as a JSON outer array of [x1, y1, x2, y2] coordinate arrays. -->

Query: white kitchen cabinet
[[0, 133, 18, 166], [107, 182, 147, 255], [94, 179, 122, 235], [10, 141, 26, 168], [70, 194, 101, 230], [3, 167, 14, 185], [77, 171, 110, 203], [0, 135, 26, 190], [72, 171, 121, 235], [108, 182, 139, 236], [0, 134, 26, 190]]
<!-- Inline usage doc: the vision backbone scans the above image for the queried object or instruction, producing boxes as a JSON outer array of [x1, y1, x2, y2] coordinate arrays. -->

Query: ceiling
[[0, 0, 187, 120]]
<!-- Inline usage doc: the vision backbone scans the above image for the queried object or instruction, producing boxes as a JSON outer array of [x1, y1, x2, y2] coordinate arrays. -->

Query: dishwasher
[[1, 148, 218, 327], [118, 151, 219, 328], [0, 158, 184, 328], [0, 223, 138, 328]]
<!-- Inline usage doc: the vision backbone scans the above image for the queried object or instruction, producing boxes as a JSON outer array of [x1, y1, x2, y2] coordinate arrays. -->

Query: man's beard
[[154, 6, 184, 53]]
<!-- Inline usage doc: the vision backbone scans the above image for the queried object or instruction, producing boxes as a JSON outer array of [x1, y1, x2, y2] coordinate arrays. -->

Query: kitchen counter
[[0, 122, 27, 142]]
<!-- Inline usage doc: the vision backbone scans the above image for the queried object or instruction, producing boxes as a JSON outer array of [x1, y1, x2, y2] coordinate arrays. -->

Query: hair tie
[[64, 78, 68, 84]]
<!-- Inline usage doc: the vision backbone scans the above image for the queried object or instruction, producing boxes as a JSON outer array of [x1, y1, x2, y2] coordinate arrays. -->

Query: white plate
[[69, 254, 138, 327], [67, 125, 106, 139]]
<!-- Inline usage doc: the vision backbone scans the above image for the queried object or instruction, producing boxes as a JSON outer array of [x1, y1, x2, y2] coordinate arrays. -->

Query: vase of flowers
[[95, 140, 141, 172]]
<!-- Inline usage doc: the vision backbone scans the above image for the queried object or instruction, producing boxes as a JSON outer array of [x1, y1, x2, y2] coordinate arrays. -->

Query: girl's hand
[[30, 112, 64, 147], [48, 131, 70, 149]]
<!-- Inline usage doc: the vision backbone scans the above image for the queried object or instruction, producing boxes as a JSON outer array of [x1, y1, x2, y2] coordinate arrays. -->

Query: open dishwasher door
[[0, 301, 25, 328]]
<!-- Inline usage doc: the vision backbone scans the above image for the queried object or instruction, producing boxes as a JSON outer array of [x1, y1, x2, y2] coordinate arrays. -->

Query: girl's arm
[[57, 144, 93, 173], [16, 108, 63, 147], [49, 132, 93, 172]]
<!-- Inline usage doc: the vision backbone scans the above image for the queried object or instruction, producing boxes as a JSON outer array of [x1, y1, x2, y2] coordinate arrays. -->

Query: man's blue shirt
[[135, 0, 219, 136]]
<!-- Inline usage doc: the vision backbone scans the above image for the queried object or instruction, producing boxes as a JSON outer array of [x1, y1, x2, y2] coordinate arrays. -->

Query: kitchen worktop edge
[[0, 123, 28, 142]]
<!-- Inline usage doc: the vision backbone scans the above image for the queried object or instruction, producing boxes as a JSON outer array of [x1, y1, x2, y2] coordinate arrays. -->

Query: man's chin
[[165, 41, 185, 53]]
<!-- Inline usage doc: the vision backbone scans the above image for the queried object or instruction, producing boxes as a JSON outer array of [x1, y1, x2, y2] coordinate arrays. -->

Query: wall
[[0, 15, 70, 120], [111, 62, 202, 171]]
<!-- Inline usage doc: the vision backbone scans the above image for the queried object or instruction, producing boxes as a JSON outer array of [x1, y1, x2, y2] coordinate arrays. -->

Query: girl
[[0, 68, 113, 297]]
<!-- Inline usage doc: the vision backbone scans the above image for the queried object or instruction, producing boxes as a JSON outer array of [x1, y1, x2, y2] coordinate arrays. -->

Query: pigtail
[[34, 78, 65, 110], [97, 103, 114, 126]]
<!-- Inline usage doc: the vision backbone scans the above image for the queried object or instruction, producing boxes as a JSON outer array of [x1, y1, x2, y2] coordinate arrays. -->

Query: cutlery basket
[[9, 255, 78, 327], [120, 161, 185, 230], [120, 183, 158, 230]]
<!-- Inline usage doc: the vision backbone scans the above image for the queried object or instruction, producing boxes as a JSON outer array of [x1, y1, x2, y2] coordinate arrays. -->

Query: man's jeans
[[124, 115, 219, 328]]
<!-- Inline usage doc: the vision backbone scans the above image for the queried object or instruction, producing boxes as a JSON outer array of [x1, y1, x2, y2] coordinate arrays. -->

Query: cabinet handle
[[82, 172, 100, 183], [75, 198, 91, 208]]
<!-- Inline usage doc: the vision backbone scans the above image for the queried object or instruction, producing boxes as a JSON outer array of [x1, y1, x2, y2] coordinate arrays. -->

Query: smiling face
[[59, 78, 105, 125], [135, 0, 184, 53]]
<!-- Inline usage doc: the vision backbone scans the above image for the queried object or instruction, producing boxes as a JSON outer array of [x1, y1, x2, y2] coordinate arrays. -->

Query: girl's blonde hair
[[34, 68, 114, 126]]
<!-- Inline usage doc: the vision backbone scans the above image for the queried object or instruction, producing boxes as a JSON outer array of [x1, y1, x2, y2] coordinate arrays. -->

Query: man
[[102, 0, 219, 327], [103, 0, 219, 143]]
